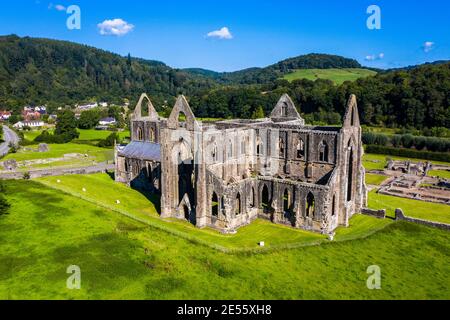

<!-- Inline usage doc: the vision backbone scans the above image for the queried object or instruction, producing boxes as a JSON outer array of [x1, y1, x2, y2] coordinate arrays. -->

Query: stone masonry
[[115, 93, 367, 234]]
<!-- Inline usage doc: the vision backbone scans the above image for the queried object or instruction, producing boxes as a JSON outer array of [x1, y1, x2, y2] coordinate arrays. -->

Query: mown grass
[[1, 179, 449, 299], [282, 68, 376, 85], [368, 190, 450, 224], [363, 153, 450, 170], [23, 129, 130, 143], [428, 169, 450, 180], [37, 174, 328, 250], [2, 143, 113, 163], [365, 173, 388, 186]]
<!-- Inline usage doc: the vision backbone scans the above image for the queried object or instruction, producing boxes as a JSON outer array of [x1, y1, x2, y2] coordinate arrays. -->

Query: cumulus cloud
[[206, 27, 233, 40], [97, 18, 134, 36], [365, 53, 385, 61], [55, 4, 66, 11], [422, 41, 435, 53]]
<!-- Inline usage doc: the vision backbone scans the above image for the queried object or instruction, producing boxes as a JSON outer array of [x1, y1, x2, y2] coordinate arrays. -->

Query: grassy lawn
[[282, 68, 376, 85], [77, 129, 130, 141], [2, 143, 113, 166], [368, 190, 450, 224], [23, 129, 130, 143], [428, 169, 450, 180], [365, 173, 388, 186], [364, 153, 450, 169], [37, 174, 328, 251], [1, 179, 449, 299]]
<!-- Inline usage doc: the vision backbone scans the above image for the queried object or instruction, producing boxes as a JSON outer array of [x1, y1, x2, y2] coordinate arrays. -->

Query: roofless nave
[[115, 93, 367, 235]]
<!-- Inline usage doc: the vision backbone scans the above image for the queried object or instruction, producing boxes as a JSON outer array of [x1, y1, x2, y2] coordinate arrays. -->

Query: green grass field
[[363, 153, 450, 172], [0, 178, 449, 299], [23, 129, 129, 144], [368, 190, 450, 224], [428, 169, 450, 180], [282, 68, 377, 85], [1, 144, 113, 172], [77, 129, 130, 141], [365, 173, 388, 186]]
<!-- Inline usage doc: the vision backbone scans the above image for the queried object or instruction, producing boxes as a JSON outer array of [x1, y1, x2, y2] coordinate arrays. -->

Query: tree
[[55, 109, 79, 142], [78, 109, 101, 129], [98, 132, 119, 148], [251, 106, 265, 119]]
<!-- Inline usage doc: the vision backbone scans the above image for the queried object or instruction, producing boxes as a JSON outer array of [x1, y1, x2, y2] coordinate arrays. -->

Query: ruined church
[[115, 93, 367, 234]]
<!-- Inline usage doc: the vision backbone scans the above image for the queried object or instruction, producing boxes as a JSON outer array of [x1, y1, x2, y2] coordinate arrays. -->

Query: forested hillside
[[0, 35, 215, 112], [0, 35, 448, 130], [190, 62, 450, 129]]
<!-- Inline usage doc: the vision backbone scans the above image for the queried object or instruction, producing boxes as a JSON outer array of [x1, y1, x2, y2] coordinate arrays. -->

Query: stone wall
[[361, 208, 386, 219], [395, 208, 450, 231]]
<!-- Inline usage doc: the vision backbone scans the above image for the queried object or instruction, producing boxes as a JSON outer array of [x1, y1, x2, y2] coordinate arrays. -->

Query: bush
[[0, 181, 10, 216], [34, 130, 68, 144], [400, 134, 415, 149], [98, 132, 119, 148]]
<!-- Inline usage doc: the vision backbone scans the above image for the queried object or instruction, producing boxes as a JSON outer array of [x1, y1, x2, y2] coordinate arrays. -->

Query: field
[[282, 68, 377, 85], [1, 143, 114, 172], [365, 173, 388, 186], [368, 190, 450, 224], [23, 129, 130, 143], [428, 169, 450, 180], [363, 153, 450, 172], [1, 177, 449, 299]]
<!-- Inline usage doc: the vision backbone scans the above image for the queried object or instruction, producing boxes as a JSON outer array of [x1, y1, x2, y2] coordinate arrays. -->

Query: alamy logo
[[66, 5, 81, 30], [66, 265, 81, 289], [366, 265, 381, 289], [366, 5, 381, 30]]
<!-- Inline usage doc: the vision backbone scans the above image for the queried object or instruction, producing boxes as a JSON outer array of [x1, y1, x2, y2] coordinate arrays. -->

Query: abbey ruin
[[115, 93, 367, 234]]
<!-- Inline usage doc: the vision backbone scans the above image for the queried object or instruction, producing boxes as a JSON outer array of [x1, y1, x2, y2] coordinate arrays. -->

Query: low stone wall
[[395, 208, 450, 231], [361, 208, 386, 219]]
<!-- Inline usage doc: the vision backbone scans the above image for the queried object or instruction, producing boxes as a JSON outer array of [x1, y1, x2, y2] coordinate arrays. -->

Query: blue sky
[[0, 0, 449, 71]]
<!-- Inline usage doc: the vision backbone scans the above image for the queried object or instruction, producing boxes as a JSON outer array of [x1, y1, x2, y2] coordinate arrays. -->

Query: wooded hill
[[0, 35, 448, 130]]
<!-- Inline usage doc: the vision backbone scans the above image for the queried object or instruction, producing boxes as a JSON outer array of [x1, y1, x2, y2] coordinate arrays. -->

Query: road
[[0, 125, 20, 157]]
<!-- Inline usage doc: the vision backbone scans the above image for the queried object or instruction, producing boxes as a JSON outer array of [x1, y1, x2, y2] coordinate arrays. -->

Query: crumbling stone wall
[[116, 93, 367, 235]]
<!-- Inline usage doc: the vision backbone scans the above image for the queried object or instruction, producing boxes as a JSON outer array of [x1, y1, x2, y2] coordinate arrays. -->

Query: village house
[[13, 120, 45, 129], [0, 111, 12, 121]]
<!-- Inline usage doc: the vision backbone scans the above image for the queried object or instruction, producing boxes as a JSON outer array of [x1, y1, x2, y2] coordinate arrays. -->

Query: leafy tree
[[55, 109, 79, 142], [98, 132, 119, 148], [251, 106, 265, 119], [78, 109, 101, 129]]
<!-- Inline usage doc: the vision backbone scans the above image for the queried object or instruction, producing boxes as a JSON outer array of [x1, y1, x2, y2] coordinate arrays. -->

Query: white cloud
[[55, 4, 66, 11], [97, 18, 134, 36], [365, 53, 384, 61], [206, 27, 233, 40], [422, 41, 435, 53]]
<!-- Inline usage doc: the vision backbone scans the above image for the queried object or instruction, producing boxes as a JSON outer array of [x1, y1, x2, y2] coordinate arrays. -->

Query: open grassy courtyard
[[1, 143, 114, 171], [368, 190, 450, 224], [0, 178, 449, 299]]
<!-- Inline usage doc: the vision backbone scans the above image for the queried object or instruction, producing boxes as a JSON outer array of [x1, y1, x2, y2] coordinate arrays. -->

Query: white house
[[13, 120, 45, 129], [99, 117, 117, 126]]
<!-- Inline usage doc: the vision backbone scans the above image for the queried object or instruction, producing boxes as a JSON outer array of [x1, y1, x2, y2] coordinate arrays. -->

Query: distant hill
[[282, 68, 377, 85], [0, 35, 215, 112], [184, 53, 365, 84]]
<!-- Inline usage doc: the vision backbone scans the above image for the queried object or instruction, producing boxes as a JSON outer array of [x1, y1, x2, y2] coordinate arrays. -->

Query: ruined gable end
[[132, 93, 159, 120], [167, 95, 199, 131], [343, 94, 360, 127], [270, 94, 303, 120]]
